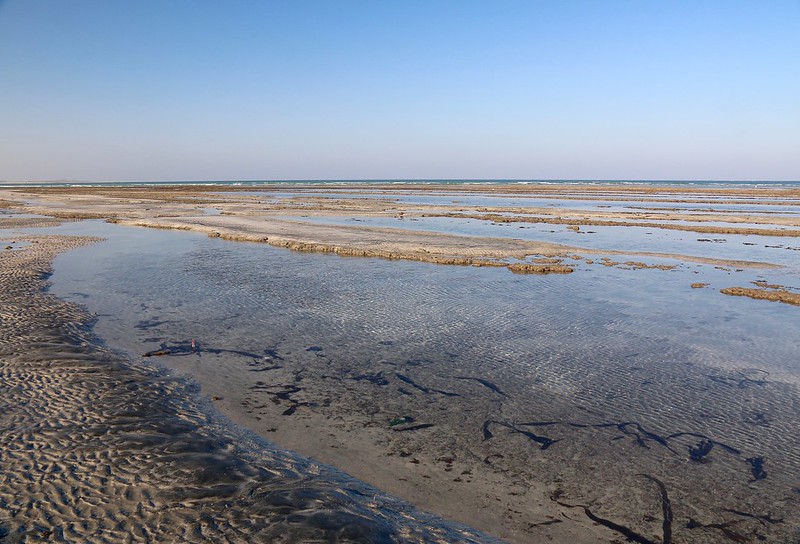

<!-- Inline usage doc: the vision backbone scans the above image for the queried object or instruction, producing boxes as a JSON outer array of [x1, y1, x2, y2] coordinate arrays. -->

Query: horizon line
[[2, 177, 800, 185]]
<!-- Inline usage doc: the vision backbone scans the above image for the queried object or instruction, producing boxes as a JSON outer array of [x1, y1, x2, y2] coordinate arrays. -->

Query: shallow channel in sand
[[36, 218, 800, 543]]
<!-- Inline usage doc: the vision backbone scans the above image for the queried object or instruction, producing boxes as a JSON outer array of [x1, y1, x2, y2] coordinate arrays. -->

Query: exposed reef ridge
[[427, 211, 800, 237], [721, 286, 800, 306]]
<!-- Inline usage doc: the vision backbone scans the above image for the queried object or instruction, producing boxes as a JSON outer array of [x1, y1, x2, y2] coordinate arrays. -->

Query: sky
[[0, 1, 798, 182]]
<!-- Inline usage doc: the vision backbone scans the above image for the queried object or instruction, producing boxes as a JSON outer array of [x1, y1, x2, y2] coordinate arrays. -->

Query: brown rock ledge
[[720, 287, 800, 306]]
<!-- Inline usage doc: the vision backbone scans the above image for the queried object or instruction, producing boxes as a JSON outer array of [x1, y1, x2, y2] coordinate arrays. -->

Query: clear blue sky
[[1, 1, 798, 181]]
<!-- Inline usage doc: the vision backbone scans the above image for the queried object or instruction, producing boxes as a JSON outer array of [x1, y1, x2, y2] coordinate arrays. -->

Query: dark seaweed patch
[[455, 376, 508, 397], [395, 374, 460, 397], [526, 519, 561, 529], [519, 420, 673, 451], [484, 421, 557, 450], [248, 384, 310, 416], [640, 474, 672, 544], [686, 518, 750, 543], [248, 364, 283, 372], [393, 424, 435, 432], [746, 457, 767, 480], [723, 509, 783, 524], [352, 372, 390, 386], [481, 420, 493, 441], [553, 498, 659, 544], [144, 340, 263, 359], [513, 420, 765, 482], [666, 432, 741, 455], [135, 319, 176, 331], [689, 439, 714, 462]]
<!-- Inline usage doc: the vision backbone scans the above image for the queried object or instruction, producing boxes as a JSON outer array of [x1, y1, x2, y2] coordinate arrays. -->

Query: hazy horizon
[[4, 177, 799, 186], [1, 1, 798, 182]]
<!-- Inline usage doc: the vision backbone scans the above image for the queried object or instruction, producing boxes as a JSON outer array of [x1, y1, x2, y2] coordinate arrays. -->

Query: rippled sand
[[0, 232, 498, 543]]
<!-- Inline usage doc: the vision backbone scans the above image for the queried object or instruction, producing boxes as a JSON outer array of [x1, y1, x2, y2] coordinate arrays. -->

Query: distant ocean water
[[2, 178, 800, 189]]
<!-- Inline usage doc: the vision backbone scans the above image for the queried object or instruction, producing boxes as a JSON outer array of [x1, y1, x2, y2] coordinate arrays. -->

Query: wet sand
[[3, 183, 800, 543], [2, 183, 797, 277], [0, 222, 502, 543]]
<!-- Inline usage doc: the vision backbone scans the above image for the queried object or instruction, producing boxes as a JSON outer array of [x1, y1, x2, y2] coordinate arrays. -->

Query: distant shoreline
[[3, 178, 800, 189]]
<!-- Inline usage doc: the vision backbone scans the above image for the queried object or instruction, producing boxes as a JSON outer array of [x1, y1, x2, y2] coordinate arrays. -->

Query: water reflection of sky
[[45, 220, 800, 382]]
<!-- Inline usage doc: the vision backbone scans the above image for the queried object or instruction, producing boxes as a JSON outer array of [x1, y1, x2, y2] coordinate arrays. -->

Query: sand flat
[[0, 227, 506, 543], [2, 184, 795, 274], [3, 183, 800, 543]]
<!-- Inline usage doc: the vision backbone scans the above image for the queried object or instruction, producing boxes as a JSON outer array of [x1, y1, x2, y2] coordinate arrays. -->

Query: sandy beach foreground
[[0, 222, 505, 543], [2, 183, 800, 543]]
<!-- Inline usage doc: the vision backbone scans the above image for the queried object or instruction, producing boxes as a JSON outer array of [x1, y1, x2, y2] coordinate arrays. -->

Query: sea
[[2, 178, 800, 189]]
